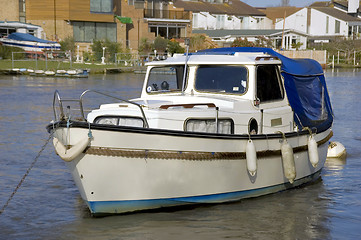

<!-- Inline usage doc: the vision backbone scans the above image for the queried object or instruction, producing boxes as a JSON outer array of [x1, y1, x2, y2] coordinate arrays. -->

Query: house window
[[73, 22, 116, 42], [326, 16, 329, 34], [90, 0, 113, 13], [335, 20, 340, 34]]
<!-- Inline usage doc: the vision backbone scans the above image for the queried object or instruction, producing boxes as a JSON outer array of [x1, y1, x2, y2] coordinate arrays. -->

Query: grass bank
[[0, 59, 140, 74]]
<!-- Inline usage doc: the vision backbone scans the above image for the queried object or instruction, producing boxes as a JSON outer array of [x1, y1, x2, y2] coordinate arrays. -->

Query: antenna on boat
[[181, 38, 190, 94]]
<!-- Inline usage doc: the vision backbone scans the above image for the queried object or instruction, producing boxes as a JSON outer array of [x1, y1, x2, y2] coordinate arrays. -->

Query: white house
[[175, 0, 272, 30], [275, 0, 361, 41], [192, 29, 308, 50]]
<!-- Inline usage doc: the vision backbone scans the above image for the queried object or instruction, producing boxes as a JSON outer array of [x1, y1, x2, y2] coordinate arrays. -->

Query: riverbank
[[0, 59, 146, 75]]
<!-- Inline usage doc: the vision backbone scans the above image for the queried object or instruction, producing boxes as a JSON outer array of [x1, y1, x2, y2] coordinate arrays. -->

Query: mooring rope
[[0, 133, 53, 216]]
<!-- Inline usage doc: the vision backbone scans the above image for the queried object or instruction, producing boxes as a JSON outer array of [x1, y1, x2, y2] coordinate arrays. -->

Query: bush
[[0, 45, 24, 59], [139, 37, 152, 55], [91, 39, 121, 62], [231, 38, 255, 47], [190, 34, 206, 52], [231, 36, 273, 48], [168, 39, 184, 55], [60, 36, 75, 53], [153, 36, 168, 54]]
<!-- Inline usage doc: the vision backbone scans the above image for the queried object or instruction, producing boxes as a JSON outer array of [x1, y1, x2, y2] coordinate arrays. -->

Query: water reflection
[[325, 157, 347, 171], [46, 179, 331, 239]]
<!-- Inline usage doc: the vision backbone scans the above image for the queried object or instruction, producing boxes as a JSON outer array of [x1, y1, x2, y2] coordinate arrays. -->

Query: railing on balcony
[[144, 9, 190, 20]]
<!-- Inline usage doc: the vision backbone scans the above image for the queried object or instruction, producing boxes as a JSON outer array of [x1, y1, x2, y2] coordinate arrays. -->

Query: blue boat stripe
[[86, 170, 321, 214], [1, 41, 60, 49]]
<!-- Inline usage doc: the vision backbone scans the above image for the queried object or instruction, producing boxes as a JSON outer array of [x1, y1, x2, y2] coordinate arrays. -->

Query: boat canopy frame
[[195, 47, 334, 133], [52, 90, 149, 128]]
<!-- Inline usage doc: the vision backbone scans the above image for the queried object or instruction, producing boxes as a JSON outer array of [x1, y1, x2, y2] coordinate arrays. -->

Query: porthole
[[248, 118, 258, 135]]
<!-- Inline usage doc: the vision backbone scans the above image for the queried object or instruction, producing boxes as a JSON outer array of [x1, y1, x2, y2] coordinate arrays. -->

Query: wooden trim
[[83, 131, 333, 160]]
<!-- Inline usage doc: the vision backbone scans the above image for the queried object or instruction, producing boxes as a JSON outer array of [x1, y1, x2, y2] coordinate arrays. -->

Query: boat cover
[[7, 32, 58, 44], [195, 47, 333, 132]]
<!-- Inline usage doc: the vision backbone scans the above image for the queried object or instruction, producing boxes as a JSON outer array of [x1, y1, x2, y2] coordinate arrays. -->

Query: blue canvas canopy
[[7, 32, 57, 44], [195, 47, 333, 132]]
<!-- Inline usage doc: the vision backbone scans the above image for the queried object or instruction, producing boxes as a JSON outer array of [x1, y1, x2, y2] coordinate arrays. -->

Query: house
[[0, 0, 192, 52], [174, 0, 272, 30], [258, 6, 302, 28], [275, 0, 361, 43], [193, 28, 308, 49]]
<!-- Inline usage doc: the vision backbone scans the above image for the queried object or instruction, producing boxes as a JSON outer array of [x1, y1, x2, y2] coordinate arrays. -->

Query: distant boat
[[44, 70, 55, 76], [34, 69, 44, 75], [55, 69, 89, 78], [0, 32, 60, 53]]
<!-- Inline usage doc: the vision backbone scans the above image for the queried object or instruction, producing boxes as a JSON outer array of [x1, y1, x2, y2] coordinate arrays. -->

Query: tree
[[91, 39, 121, 62], [190, 34, 208, 52], [153, 36, 168, 54], [167, 39, 185, 55], [254, 36, 273, 48], [323, 39, 361, 64], [232, 36, 273, 48], [291, 42, 303, 50], [138, 37, 152, 55], [231, 38, 255, 47], [60, 36, 75, 53]]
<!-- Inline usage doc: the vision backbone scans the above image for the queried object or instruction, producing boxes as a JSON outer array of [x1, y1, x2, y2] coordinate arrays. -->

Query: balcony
[[144, 9, 190, 20]]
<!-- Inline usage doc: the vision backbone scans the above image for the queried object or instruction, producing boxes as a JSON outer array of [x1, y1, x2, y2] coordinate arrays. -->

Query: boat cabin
[[87, 51, 295, 135]]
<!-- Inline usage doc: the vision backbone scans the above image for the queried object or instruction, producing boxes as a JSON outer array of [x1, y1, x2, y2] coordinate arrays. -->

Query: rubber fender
[[281, 140, 296, 184], [246, 139, 257, 176], [53, 137, 90, 162], [308, 135, 319, 167]]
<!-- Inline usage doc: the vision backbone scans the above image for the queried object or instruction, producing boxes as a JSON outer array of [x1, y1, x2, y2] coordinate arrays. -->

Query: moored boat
[[47, 47, 333, 216], [0, 32, 60, 53]]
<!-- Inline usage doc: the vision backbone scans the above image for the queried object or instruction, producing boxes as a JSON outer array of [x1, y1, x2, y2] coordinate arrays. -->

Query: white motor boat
[[47, 47, 333, 216], [0, 32, 60, 53]]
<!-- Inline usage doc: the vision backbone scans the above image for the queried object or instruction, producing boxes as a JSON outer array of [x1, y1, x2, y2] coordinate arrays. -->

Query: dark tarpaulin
[[7, 32, 58, 44], [195, 47, 333, 132]]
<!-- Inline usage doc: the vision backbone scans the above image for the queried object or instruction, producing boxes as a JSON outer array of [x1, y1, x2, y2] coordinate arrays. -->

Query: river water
[[0, 69, 360, 239]]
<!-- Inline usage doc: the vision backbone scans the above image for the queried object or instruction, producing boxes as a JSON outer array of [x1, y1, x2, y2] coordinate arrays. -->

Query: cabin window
[[256, 65, 284, 102], [195, 65, 248, 94], [94, 116, 144, 127], [146, 65, 186, 93], [185, 119, 234, 134]]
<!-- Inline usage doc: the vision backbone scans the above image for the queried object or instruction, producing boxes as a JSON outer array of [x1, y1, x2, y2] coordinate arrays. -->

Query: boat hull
[[0, 39, 60, 52], [49, 122, 331, 215]]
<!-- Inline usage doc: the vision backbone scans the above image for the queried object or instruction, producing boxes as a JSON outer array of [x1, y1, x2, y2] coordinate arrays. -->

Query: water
[[0, 69, 360, 239]]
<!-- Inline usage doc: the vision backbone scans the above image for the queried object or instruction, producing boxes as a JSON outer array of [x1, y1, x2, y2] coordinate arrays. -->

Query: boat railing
[[52, 90, 149, 128]]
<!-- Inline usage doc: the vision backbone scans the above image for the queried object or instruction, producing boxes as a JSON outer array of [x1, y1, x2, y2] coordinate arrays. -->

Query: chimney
[[348, 0, 359, 14]]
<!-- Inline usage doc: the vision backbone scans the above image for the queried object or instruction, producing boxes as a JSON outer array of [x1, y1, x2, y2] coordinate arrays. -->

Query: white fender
[[246, 139, 257, 176], [308, 135, 319, 167], [53, 137, 90, 162], [281, 140, 296, 184], [327, 141, 347, 158]]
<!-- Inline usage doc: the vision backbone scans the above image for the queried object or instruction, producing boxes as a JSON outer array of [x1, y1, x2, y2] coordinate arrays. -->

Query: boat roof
[[196, 47, 324, 76], [148, 47, 324, 76], [147, 51, 281, 66]]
